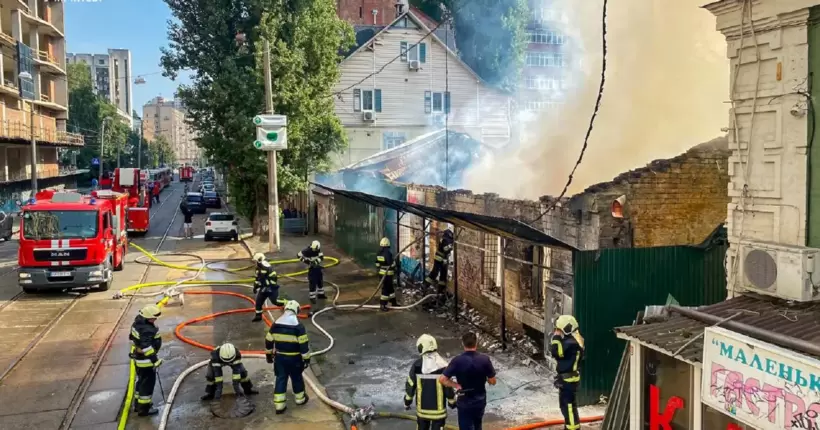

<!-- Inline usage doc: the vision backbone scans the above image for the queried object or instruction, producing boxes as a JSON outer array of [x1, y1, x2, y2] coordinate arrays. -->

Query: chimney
[[396, 0, 408, 16], [372, 8, 378, 25]]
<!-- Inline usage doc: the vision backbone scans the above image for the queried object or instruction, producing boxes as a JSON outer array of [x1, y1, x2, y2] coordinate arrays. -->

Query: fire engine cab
[[17, 190, 129, 293]]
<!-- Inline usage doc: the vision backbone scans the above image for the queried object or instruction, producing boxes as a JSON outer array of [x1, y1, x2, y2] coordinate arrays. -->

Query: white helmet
[[139, 304, 161, 319], [284, 300, 300, 313], [416, 334, 438, 354], [253, 252, 266, 262], [379, 237, 390, 247], [556, 315, 579, 335], [310, 240, 320, 250], [219, 343, 237, 362]]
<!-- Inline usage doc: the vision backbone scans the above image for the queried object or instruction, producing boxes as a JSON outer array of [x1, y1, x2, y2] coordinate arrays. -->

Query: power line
[[528, 0, 608, 226]]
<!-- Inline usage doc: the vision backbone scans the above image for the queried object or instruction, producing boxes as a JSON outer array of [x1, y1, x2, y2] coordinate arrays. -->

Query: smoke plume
[[462, 0, 729, 199]]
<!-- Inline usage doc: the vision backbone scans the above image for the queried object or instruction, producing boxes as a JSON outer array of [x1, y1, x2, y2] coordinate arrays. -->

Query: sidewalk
[[244, 234, 605, 429]]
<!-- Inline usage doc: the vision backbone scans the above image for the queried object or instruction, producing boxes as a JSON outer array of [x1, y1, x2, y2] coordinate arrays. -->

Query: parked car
[[200, 183, 216, 194], [204, 212, 238, 241], [183, 192, 207, 214], [0, 210, 13, 241], [203, 191, 221, 208]]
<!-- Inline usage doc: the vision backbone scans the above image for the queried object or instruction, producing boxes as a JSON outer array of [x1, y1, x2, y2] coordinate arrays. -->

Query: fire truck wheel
[[114, 255, 124, 272]]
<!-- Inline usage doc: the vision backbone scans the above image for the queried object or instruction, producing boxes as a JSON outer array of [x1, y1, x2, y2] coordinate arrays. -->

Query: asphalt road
[[0, 179, 188, 430]]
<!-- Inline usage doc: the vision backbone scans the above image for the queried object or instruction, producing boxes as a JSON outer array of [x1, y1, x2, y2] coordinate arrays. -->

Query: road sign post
[[252, 113, 287, 253]]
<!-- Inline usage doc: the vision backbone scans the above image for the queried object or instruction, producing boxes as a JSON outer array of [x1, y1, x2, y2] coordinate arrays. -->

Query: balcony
[[34, 49, 66, 76], [0, 108, 83, 146], [0, 33, 15, 47], [0, 166, 86, 184]]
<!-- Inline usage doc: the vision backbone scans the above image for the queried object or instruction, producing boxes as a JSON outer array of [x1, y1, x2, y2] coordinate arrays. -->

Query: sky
[[64, 0, 192, 116]]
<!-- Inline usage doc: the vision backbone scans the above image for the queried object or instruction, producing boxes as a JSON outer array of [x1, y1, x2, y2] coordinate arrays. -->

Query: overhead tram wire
[[528, 0, 608, 226]]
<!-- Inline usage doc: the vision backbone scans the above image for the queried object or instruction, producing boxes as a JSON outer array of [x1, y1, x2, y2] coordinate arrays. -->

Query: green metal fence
[[573, 242, 728, 405]]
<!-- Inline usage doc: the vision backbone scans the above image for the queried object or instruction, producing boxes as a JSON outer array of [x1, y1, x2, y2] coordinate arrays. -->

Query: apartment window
[[533, 8, 565, 23], [525, 76, 564, 90], [526, 52, 564, 67], [383, 131, 407, 150], [400, 41, 426, 63], [527, 30, 565, 45], [98, 59, 104, 65], [526, 101, 562, 111], [353, 88, 382, 112], [424, 91, 451, 114]]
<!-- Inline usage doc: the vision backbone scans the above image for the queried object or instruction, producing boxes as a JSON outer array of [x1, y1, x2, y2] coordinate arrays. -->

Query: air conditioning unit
[[363, 110, 376, 121], [737, 240, 820, 302], [408, 60, 420, 70]]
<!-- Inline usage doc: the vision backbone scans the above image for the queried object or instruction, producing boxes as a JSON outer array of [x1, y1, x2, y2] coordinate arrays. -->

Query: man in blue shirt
[[439, 332, 497, 430]]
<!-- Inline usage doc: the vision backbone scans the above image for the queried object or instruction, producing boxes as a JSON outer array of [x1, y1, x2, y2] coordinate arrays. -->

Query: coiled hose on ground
[[120, 244, 603, 430]]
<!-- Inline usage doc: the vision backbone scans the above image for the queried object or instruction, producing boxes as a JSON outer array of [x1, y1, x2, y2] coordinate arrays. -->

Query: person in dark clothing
[[265, 300, 311, 414], [376, 237, 397, 311], [181, 203, 193, 239], [152, 181, 161, 204], [405, 334, 456, 429], [201, 343, 259, 400], [129, 305, 163, 416], [251, 252, 286, 322], [297, 241, 325, 304], [439, 332, 497, 430], [425, 229, 454, 306], [550, 315, 585, 430]]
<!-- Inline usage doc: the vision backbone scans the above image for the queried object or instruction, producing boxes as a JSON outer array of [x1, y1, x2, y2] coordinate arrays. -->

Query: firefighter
[[265, 300, 311, 414], [252, 252, 286, 322], [152, 180, 161, 204], [425, 228, 454, 306], [377, 237, 397, 311], [297, 241, 325, 304], [129, 304, 163, 416], [201, 343, 259, 400], [550, 315, 585, 430], [404, 334, 456, 429]]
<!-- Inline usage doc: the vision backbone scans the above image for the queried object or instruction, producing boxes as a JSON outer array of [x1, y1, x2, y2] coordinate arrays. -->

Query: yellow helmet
[[284, 300, 300, 313], [311, 240, 321, 250], [380, 237, 390, 247], [416, 334, 438, 354], [253, 252, 266, 262], [140, 304, 161, 319], [219, 343, 237, 362], [556, 315, 579, 335]]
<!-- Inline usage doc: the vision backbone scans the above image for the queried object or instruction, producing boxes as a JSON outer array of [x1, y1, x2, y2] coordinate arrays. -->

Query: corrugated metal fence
[[573, 243, 727, 405], [333, 183, 406, 267]]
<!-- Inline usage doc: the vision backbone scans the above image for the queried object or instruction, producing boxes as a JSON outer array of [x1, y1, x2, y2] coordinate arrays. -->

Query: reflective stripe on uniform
[[294, 391, 307, 405], [272, 333, 299, 343], [551, 340, 564, 358], [135, 359, 153, 368], [214, 377, 224, 383], [232, 374, 242, 381]]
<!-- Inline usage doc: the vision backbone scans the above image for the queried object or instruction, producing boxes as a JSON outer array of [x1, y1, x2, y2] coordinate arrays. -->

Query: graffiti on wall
[[703, 327, 820, 430]]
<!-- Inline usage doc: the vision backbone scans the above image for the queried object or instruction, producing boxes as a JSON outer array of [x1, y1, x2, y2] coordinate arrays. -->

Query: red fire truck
[[17, 189, 129, 293], [180, 165, 194, 182], [112, 168, 151, 235]]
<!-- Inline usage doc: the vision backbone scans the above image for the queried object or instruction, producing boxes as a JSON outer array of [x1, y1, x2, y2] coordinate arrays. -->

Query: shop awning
[[312, 183, 578, 251], [614, 293, 820, 365]]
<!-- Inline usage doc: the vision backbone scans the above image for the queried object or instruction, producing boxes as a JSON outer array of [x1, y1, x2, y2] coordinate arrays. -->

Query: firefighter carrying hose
[[265, 300, 311, 414], [129, 305, 163, 416], [251, 252, 286, 322], [377, 237, 397, 312], [404, 334, 456, 429], [550, 315, 585, 430], [425, 228, 454, 306], [297, 241, 325, 304], [201, 343, 259, 400]]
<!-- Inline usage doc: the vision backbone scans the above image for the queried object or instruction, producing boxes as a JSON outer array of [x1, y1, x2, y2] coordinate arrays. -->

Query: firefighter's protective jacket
[[376, 247, 394, 276], [404, 354, 455, 420], [130, 315, 162, 368], [298, 247, 324, 269], [264, 312, 311, 363], [254, 260, 278, 292], [434, 234, 454, 263], [208, 348, 248, 398], [549, 333, 584, 383]]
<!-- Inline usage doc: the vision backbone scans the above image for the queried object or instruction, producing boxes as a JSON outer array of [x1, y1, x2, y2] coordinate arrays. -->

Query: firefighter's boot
[[251, 314, 262, 322]]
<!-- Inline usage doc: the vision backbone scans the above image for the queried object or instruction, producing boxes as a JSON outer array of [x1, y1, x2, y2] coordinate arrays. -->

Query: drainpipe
[[669, 305, 820, 357], [372, 9, 378, 25]]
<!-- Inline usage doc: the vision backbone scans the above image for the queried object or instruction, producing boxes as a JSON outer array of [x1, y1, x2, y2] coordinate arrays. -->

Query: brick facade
[[337, 0, 401, 26], [404, 137, 731, 339]]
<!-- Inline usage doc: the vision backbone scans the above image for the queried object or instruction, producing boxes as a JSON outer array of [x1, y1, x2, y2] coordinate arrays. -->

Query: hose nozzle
[[350, 405, 376, 424]]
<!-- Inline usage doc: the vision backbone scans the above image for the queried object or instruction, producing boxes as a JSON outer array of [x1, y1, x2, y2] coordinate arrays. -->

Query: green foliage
[[161, 0, 354, 220], [411, 0, 528, 90]]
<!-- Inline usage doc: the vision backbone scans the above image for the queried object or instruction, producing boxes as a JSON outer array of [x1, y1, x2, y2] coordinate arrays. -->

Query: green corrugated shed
[[572, 239, 727, 405]]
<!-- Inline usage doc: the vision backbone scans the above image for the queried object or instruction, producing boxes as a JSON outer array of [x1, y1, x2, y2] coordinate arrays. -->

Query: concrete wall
[[703, 0, 818, 297]]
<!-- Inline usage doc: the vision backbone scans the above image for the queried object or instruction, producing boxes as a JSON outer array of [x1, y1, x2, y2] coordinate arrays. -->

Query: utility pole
[[137, 120, 143, 169], [264, 38, 280, 253], [99, 117, 111, 186], [28, 100, 37, 192]]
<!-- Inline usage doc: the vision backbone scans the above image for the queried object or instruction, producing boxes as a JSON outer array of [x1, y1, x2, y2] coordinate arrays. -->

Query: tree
[[411, 0, 528, 90], [161, 0, 354, 222]]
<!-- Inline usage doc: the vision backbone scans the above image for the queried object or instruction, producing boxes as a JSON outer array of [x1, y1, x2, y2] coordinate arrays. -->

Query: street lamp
[[18, 71, 37, 192], [99, 117, 113, 186]]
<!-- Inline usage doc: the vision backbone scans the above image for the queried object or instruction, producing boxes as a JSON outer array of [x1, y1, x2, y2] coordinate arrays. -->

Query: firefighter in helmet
[[297, 241, 325, 304], [550, 315, 585, 430], [425, 228, 454, 306], [265, 300, 311, 414], [404, 334, 456, 429], [201, 343, 259, 400], [252, 252, 286, 322], [377, 237, 398, 311], [129, 304, 163, 416]]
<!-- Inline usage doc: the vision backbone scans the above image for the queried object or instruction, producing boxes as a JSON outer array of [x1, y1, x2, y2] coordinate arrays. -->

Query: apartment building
[[0, 0, 85, 208], [142, 96, 200, 165], [66, 49, 133, 126]]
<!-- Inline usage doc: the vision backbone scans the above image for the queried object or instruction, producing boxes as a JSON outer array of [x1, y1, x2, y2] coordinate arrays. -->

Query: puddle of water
[[87, 390, 119, 403]]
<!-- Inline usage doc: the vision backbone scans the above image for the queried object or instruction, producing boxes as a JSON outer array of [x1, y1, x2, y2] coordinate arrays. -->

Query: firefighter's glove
[[266, 354, 273, 364], [253, 286, 260, 294], [302, 359, 310, 370], [404, 401, 411, 410], [153, 359, 163, 368]]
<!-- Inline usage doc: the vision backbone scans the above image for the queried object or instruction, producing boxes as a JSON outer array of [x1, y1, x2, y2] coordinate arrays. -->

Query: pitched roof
[[341, 10, 484, 84]]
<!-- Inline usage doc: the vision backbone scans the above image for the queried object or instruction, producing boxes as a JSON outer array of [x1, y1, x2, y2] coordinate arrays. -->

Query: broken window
[[482, 233, 499, 293]]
